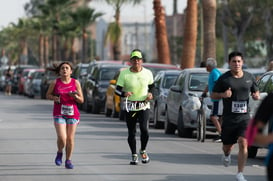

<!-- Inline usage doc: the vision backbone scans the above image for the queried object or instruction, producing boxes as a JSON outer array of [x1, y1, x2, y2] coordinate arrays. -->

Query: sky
[[0, 0, 187, 30]]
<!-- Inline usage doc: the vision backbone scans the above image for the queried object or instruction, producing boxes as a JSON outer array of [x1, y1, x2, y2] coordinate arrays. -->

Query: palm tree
[[94, 0, 143, 60], [10, 18, 32, 65], [69, 6, 103, 63], [181, 0, 198, 69], [38, 0, 76, 61], [153, 0, 171, 64], [202, 0, 216, 63]]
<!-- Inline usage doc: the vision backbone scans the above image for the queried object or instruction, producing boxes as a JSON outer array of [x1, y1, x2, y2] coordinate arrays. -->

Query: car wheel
[[164, 109, 176, 134], [196, 109, 206, 142], [177, 109, 192, 138], [248, 146, 258, 158], [153, 104, 164, 129]]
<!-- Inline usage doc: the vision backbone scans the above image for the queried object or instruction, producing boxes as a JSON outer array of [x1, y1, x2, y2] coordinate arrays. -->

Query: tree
[[202, 0, 216, 63], [94, 0, 143, 60], [153, 0, 171, 64], [70, 6, 103, 63], [38, 0, 76, 61], [181, 0, 198, 69]]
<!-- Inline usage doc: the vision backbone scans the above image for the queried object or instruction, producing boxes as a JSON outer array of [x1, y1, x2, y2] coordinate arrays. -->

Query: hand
[[69, 91, 78, 99], [251, 92, 260, 100], [125, 92, 133, 97], [146, 92, 153, 101], [222, 88, 232, 98]]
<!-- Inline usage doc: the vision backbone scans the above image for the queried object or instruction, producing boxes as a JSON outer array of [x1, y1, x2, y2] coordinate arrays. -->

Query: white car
[[165, 68, 228, 138], [248, 70, 273, 158]]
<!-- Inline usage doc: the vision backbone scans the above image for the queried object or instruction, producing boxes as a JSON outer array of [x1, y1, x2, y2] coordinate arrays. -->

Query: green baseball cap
[[130, 50, 142, 59]]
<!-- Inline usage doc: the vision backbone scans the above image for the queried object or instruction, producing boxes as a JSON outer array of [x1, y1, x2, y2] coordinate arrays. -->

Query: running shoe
[[65, 160, 74, 169], [140, 150, 150, 164], [213, 134, 222, 143], [55, 152, 63, 166], [222, 154, 231, 167], [236, 172, 247, 181], [130, 154, 139, 165]]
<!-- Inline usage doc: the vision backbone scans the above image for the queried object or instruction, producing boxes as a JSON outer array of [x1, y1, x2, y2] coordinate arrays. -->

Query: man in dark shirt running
[[211, 51, 260, 181]]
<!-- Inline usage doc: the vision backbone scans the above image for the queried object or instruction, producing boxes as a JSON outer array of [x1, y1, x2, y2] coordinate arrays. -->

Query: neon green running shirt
[[117, 67, 154, 101]]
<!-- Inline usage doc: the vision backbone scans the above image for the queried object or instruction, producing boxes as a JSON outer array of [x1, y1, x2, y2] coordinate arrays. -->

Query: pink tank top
[[53, 78, 80, 119]]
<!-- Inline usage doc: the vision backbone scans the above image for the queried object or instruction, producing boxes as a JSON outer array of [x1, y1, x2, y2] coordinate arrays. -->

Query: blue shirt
[[208, 68, 221, 102]]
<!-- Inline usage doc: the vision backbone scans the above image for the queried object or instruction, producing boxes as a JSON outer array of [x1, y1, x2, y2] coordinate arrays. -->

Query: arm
[[71, 80, 84, 104], [211, 88, 232, 100], [46, 80, 60, 103]]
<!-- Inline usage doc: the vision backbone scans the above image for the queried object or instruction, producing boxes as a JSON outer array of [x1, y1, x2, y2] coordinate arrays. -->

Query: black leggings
[[125, 109, 150, 154], [267, 155, 273, 181]]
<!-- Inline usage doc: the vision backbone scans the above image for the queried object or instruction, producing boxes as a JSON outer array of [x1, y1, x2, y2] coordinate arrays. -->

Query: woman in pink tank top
[[46, 61, 84, 169]]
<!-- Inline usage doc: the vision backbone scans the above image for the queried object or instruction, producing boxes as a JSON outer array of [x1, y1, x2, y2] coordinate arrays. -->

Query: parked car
[[150, 70, 181, 128], [143, 63, 180, 76], [23, 69, 44, 96], [105, 67, 128, 118], [25, 69, 45, 98], [82, 63, 128, 114], [248, 70, 273, 158], [164, 68, 228, 138], [72, 63, 88, 82], [18, 68, 41, 95], [11, 65, 39, 94], [40, 68, 57, 99]]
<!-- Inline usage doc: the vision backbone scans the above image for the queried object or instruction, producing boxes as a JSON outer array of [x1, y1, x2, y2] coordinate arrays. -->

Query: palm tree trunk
[[39, 34, 44, 67], [71, 37, 79, 65], [153, 0, 171, 64], [82, 29, 88, 63], [181, 0, 198, 69], [44, 36, 49, 67], [202, 0, 216, 61]]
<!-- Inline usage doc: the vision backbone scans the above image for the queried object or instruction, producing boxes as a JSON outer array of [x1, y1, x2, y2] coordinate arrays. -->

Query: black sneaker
[[130, 154, 139, 165], [213, 135, 222, 143]]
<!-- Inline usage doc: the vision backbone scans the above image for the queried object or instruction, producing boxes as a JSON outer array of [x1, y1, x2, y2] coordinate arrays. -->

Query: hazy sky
[[0, 0, 187, 29]]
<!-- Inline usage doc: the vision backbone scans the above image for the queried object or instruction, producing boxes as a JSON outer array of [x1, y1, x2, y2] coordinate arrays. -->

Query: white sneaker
[[236, 172, 247, 181], [222, 154, 231, 167], [130, 154, 139, 165]]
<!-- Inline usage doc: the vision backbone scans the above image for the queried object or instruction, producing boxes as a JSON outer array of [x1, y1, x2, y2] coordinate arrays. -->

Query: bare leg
[[223, 144, 233, 156], [211, 115, 221, 134], [54, 123, 67, 152], [65, 124, 77, 160], [237, 136, 248, 173]]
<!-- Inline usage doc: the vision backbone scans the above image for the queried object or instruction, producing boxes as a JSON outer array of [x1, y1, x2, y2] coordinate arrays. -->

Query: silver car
[[165, 68, 228, 138], [150, 70, 181, 129]]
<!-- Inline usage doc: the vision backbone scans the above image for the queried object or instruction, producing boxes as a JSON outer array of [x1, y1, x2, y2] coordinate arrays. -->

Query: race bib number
[[61, 104, 74, 116], [231, 101, 247, 113]]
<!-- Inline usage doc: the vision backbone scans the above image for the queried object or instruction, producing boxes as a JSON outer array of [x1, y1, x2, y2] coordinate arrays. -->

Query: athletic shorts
[[210, 100, 223, 116], [221, 120, 247, 145], [54, 115, 79, 125]]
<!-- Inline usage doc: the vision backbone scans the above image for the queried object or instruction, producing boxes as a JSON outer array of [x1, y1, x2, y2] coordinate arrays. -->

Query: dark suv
[[82, 63, 127, 114], [40, 69, 57, 99]]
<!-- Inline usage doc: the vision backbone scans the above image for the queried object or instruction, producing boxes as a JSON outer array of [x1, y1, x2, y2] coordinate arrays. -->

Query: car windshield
[[100, 68, 119, 81], [188, 73, 208, 91], [162, 75, 178, 89]]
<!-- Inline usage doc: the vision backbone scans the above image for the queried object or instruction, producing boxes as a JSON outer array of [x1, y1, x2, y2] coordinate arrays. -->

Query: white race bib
[[231, 101, 247, 113], [61, 104, 74, 116]]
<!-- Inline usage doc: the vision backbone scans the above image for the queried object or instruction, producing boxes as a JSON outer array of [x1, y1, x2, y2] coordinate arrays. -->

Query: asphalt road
[[0, 92, 268, 181]]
